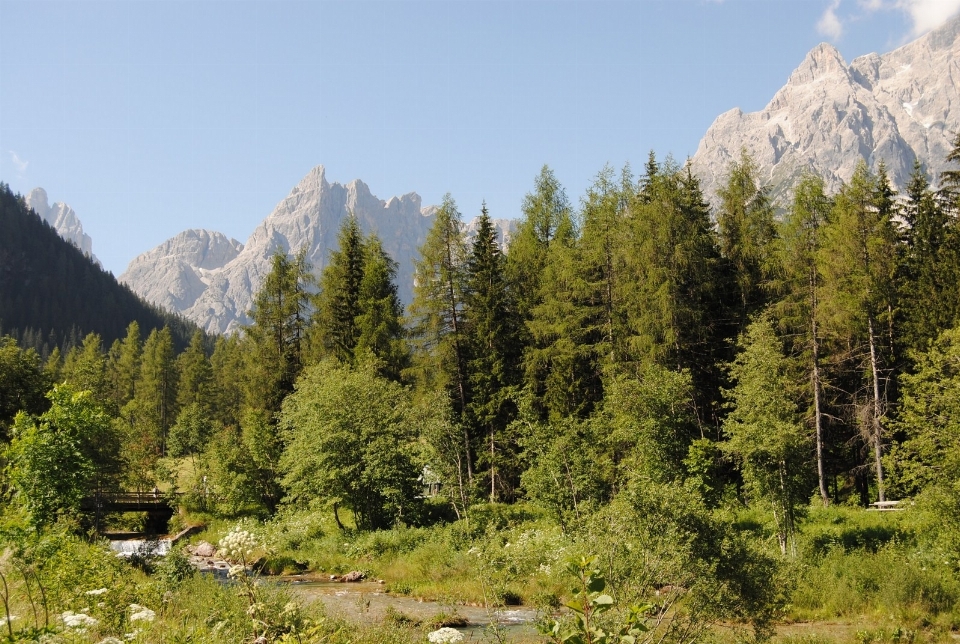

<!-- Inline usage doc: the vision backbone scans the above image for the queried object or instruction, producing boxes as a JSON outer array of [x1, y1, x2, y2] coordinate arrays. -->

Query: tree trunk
[[867, 315, 886, 502], [810, 268, 829, 506]]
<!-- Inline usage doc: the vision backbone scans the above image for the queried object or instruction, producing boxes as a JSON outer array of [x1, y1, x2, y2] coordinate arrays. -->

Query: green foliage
[[602, 364, 698, 484], [0, 337, 49, 439], [246, 247, 313, 416], [583, 477, 785, 643], [723, 314, 809, 555], [280, 360, 423, 530], [519, 413, 611, 530], [539, 555, 650, 644], [6, 385, 120, 527], [717, 150, 780, 332]]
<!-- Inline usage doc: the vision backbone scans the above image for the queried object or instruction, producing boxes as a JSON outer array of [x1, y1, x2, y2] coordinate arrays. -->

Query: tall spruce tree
[[355, 236, 408, 379], [717, 151, 779, 333], [313, 216, 366, 365], [464, 204, 523, 501]]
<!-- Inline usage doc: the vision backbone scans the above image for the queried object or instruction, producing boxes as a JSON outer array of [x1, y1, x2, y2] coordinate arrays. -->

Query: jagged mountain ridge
[[121, 166, 510, 335], [690, 14, 960, 205], [25, 188, 97, 263]]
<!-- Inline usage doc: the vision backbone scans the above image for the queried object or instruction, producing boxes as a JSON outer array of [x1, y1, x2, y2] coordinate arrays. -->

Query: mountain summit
[[690, 14, 960, 205], [121, 167, 436, 335], [25, 188, 97, 263]]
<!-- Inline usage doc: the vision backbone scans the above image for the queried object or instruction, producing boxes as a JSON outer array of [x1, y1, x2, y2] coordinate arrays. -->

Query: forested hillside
[[2, 137, 960, 643], [0, 183, 200, 355]]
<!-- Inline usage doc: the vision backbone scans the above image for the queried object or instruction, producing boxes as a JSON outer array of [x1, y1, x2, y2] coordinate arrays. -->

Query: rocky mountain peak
[[25, 187, 97, 262], [690, 15, 960, 208], [789, 42, 849, 85]]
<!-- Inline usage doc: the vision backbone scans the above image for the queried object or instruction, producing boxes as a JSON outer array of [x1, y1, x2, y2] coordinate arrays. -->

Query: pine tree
[[106, 321, 141, 414], [623, 157, 724, 429], [357, 235, 409, 379], [210, 334, 245, 428], [578, 165, 633, 367], [506, 166, 573, 324], [62, 333, 108, 403], [134, 326, 178, 457], [177, 329, 214, 414], [900, 161, 958, 355]]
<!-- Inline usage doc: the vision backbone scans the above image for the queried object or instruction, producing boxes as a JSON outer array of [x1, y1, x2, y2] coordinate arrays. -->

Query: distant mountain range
[[690, 14, 960, 206], [119, 166, 511, 334], [28, 16, 960, 335]]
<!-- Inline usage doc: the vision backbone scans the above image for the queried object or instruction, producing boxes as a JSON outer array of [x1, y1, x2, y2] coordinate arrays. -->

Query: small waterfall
[[109, 539, 171, 558]]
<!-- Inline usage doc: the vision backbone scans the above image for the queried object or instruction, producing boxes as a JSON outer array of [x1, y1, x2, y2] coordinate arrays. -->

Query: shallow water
[[287, 580, 542, 640]]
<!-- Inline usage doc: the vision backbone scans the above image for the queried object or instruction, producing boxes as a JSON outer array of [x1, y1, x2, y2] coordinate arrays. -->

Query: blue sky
[[2, 0, 958, 277]]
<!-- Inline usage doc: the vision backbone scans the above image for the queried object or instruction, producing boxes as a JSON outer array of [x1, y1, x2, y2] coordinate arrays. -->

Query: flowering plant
[[427, 627, 465, 643]]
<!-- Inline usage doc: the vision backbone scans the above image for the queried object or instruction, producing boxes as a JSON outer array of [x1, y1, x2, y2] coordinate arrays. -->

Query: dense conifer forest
[[3, 138, 960, 643], [0, 183, 200, 358]]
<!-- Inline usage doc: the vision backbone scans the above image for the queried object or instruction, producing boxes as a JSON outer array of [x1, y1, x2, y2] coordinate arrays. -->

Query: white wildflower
[[0, 615, 16, 626], [85, 588, 109, 596], [218, 527, 259, 562], [427, 627, 465, 644], [61, 610, 98, 631], [129, 604, 156, 622]]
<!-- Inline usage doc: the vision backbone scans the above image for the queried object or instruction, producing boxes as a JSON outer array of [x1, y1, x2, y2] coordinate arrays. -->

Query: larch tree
[[777, 174, 832, 505], [722, 314, 807, 556], [820, 161, 900, 502], [409, 194, 472, 481], [245, 246, 313, 416]]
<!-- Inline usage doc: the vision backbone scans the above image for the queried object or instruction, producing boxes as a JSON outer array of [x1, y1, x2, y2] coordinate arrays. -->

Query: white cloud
[[897, 0, 960, 36], [818, 0, 845, 40], [9, 151, 28, 175], [856, 0, 960, 36]]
